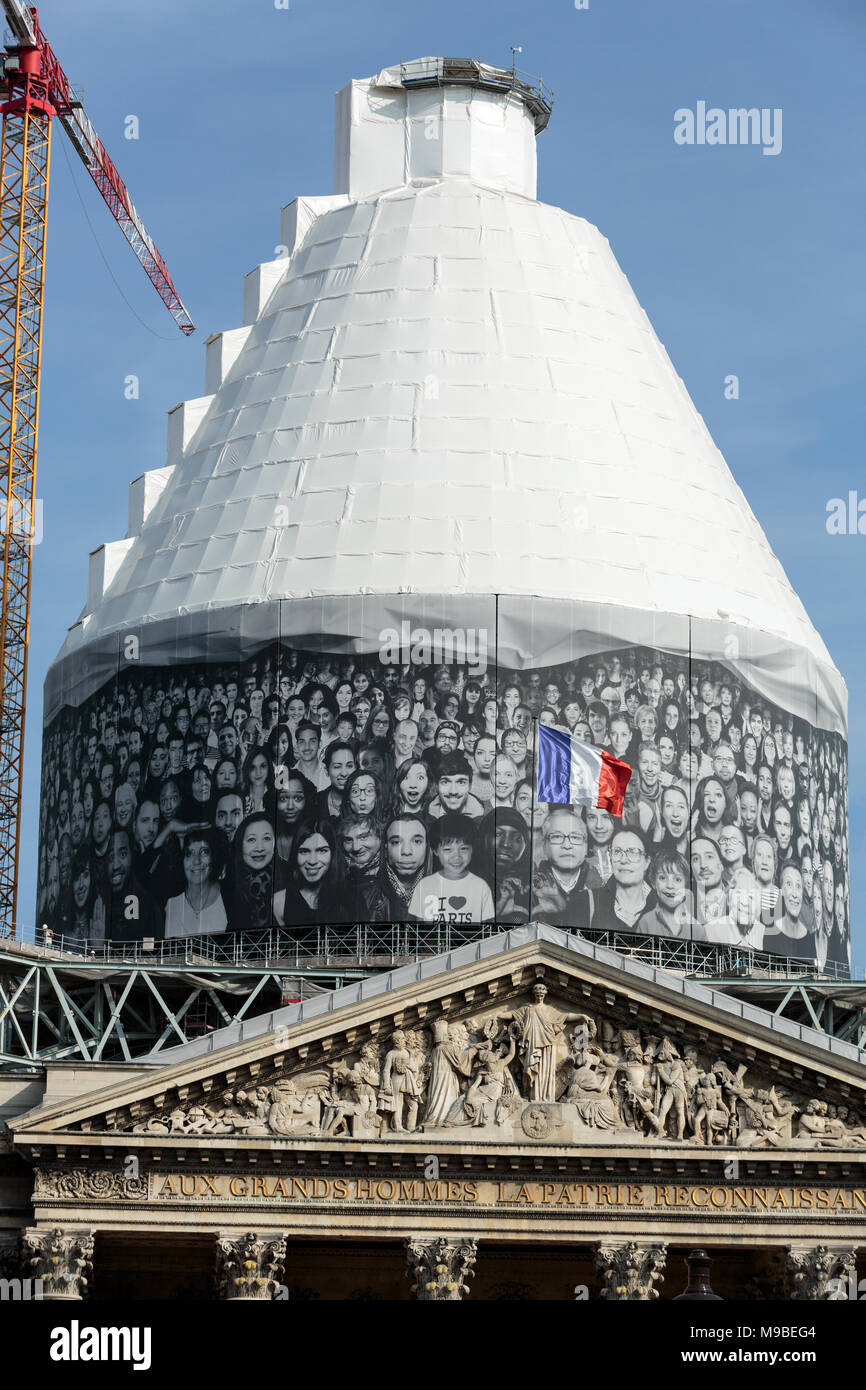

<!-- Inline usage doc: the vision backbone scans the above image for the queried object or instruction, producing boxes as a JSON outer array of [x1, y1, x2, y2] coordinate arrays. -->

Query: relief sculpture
[[121, 985, 866, 1151]]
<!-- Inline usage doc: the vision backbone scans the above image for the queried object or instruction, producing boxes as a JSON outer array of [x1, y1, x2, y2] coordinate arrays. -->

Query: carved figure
[[379, 1030, 423, 1132], [560, 1039, 620, 1130], [497, 984, 592, 1102], [424, 1018, 473, 1128], [682, 1047, 701, 1131], [321, 1048, 381, 1137], [792, 1099, 864, 1149], [618, 1042, 662, 1135], [268, 1078, 323, 1136], [655, 1038, 689, 1140], [692, 1072, 730, 1145], [736, 1085, 796, 1149], [453, 1035, 519, 1128]]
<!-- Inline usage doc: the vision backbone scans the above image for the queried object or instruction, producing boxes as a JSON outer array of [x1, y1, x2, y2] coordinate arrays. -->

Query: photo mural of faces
[[35, 638, 849, 972]]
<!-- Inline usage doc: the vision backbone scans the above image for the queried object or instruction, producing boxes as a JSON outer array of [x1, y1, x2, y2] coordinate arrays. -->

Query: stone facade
[[3, 929, 866, 1299]]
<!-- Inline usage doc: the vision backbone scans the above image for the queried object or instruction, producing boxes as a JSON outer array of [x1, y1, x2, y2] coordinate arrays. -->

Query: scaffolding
[[2, 924, 864, 1066], [397, 56, 553, 131]]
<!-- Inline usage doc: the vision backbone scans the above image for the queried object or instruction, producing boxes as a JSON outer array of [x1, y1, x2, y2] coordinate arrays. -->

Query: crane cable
[[58, 133, 180, 343]]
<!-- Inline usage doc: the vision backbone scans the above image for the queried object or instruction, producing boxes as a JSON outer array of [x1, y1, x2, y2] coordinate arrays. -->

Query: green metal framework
[[2, 928, 865, 1067], [0, 952, 360, 1064]]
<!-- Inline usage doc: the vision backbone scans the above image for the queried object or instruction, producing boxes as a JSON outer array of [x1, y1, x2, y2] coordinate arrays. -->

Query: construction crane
[[0, 1, 194, 940]]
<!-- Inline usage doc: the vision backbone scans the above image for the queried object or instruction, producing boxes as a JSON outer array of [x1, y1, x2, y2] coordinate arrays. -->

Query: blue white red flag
[[535, 725, 632, 817]]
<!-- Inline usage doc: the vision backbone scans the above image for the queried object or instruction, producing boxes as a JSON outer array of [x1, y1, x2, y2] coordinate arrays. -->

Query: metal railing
[[1, 922, 501, 969], [1, 922, 857, 983], [397, 57, 554, 130], [2, 922, 863, 1068]]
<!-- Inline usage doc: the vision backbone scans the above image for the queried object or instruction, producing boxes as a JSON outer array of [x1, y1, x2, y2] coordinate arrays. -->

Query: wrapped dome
[[37, 59, 849, 972]]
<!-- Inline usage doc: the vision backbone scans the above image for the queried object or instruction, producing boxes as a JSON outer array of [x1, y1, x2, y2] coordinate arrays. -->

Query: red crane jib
[[0, 8, 194, 333]]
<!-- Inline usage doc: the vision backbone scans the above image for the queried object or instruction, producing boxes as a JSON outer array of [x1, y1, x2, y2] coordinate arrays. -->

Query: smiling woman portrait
[[273, 818, 345, 926], [226, 811, 277, 931], [164, 826, 228, 939]]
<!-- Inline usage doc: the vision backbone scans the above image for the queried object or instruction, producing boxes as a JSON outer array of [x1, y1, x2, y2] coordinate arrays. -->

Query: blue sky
[[19, 0, 866, 965]]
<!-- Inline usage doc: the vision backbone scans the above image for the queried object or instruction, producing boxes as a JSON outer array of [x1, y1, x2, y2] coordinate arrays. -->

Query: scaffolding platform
[[1, 923, 862, 1067]]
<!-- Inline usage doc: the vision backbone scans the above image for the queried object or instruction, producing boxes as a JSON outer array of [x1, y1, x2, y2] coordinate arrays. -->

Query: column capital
[[406, 1236, 478, 1301], [596, 1241, 667, 1301], [22, 1226, 94, 1300], [785, 1245, 856, 1300], [215, 1232, 287, 1300]]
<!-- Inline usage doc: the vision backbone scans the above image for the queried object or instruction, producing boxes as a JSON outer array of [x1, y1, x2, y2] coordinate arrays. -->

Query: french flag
[[536, 725, 632, 817]]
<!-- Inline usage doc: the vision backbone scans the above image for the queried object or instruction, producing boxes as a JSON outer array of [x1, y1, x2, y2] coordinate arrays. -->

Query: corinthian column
[[596, 1241, 667, 1300], [215, 1232, 287, 1300], [785, 1245, 856, 1300], [22, 1227, 94, 1301], [406, 1236, 478, 1300]]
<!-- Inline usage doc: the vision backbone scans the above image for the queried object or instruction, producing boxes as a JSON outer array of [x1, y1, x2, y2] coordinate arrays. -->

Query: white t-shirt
[[165, 891, 228, 939], [409, 872, 494, 925]]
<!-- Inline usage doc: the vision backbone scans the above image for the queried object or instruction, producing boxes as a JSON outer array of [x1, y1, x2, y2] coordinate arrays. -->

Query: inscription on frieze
[[31, 1165, 866, 1218], [147, 1174, 866, 1215]]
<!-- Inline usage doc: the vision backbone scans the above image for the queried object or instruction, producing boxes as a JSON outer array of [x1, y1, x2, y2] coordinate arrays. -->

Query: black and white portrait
[[35, 630, 850, 973]]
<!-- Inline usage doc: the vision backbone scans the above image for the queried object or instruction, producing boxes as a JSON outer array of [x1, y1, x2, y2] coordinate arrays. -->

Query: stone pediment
[[10, 927, 866, 1157]]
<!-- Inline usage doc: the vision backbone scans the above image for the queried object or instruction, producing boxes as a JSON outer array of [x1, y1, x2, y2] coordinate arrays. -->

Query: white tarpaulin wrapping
[[50, 68, 838, 696], [36, 61, 849, 971]]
